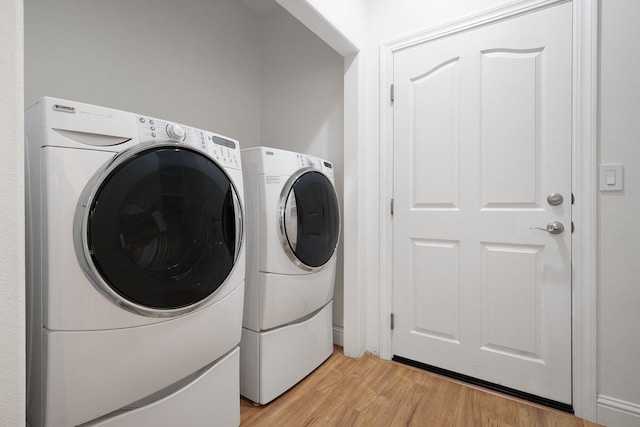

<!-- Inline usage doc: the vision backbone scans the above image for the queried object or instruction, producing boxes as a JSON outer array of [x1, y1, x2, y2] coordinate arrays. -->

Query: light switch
[[606, 170, 616, 185], [600, 164, 623, 191]]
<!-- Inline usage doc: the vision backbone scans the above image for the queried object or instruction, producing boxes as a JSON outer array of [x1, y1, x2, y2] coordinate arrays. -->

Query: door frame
[[378, 0, 598, 420]]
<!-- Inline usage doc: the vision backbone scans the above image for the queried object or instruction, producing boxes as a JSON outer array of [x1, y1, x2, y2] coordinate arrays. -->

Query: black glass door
[[282, 171, 339, 269], [86, 146, 240, 311]]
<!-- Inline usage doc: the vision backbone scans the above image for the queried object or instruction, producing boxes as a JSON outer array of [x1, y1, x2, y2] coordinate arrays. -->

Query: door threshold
[[392, 355, 573, 414]]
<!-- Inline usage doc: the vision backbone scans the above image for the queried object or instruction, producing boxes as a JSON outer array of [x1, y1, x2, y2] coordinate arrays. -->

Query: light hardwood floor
[[240, 346, 602, 426]]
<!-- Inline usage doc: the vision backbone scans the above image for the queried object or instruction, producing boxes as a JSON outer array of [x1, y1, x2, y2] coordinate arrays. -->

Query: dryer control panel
[[136, 115, 241, 169]]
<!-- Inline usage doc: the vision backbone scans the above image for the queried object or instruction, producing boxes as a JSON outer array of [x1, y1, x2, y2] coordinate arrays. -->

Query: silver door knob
[[530, 221, 564, 234], [547, 193, 564, 206]]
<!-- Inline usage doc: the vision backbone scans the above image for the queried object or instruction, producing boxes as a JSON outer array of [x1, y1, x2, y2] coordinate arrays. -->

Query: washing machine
[[239, 146, 340, 405], [25, 97, 245, 427]]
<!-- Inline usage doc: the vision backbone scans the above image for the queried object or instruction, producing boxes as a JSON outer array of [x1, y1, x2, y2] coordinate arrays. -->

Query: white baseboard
[[597, 395, 640, 427], [332, 325, 344, 347]]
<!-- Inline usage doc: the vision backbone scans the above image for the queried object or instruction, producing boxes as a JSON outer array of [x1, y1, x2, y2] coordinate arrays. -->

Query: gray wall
[[25, 0, 263, 147], [0, 2, 25, 426], [597, 1, 640, 425]]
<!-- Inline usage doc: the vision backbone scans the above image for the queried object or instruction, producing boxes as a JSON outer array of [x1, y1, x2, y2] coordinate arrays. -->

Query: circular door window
[[280, 170, 340, 271], [83, 145, 242, 316]]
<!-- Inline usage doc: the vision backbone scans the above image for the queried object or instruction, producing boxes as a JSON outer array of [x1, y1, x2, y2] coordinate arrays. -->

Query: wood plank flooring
[[240, 346, 602, 426]]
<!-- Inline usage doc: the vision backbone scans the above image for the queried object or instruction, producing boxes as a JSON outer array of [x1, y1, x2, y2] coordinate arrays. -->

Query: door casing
[[377, 0, 598, 420]]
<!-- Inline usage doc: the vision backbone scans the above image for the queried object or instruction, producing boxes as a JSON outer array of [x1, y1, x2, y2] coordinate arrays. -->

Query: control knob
[[166, 123, 186, 140]]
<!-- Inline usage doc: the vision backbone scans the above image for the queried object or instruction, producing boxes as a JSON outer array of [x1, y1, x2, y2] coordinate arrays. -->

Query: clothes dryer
[[240, 146, 340, 405], [25, 97, 245, 427]]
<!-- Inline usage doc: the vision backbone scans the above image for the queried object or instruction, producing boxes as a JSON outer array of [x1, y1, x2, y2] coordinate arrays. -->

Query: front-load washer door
[[279, 170, 340, 271], [81, 145, 242, 317]]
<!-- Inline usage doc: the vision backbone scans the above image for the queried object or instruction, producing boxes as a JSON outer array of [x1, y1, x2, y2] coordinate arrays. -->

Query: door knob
[[530, 221, 564, 235], [547, 193, 564, 206]]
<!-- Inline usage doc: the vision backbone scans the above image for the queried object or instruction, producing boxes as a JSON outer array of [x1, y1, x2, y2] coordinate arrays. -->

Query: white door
[[392, 3, 572, 405]]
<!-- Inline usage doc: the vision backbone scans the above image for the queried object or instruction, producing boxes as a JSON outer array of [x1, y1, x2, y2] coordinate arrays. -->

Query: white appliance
[[240, 146, 340, 405], [25, 97, 245, 427]]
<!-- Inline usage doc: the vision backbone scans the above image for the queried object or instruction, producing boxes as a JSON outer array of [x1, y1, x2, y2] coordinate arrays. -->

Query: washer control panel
[[137, 116, 240, 169], [294, 152, 334, 177]]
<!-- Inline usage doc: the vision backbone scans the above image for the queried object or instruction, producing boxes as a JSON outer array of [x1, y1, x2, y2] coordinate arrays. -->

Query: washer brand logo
[[266, 175, 281, 184], [53, 104, 76, 114]]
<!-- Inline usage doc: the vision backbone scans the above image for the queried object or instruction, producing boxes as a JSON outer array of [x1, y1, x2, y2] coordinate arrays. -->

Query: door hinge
[[390, 198, 394, 216], [390, 84, 395, 103], [572, 221, 575, 233], [572, 193, 575, 205], [390, 313, 395, 330]]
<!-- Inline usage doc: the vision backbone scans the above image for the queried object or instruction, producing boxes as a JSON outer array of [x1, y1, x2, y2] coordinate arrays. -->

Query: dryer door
[[279, 170, 340, 271], [82, 145, 242, 317]]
